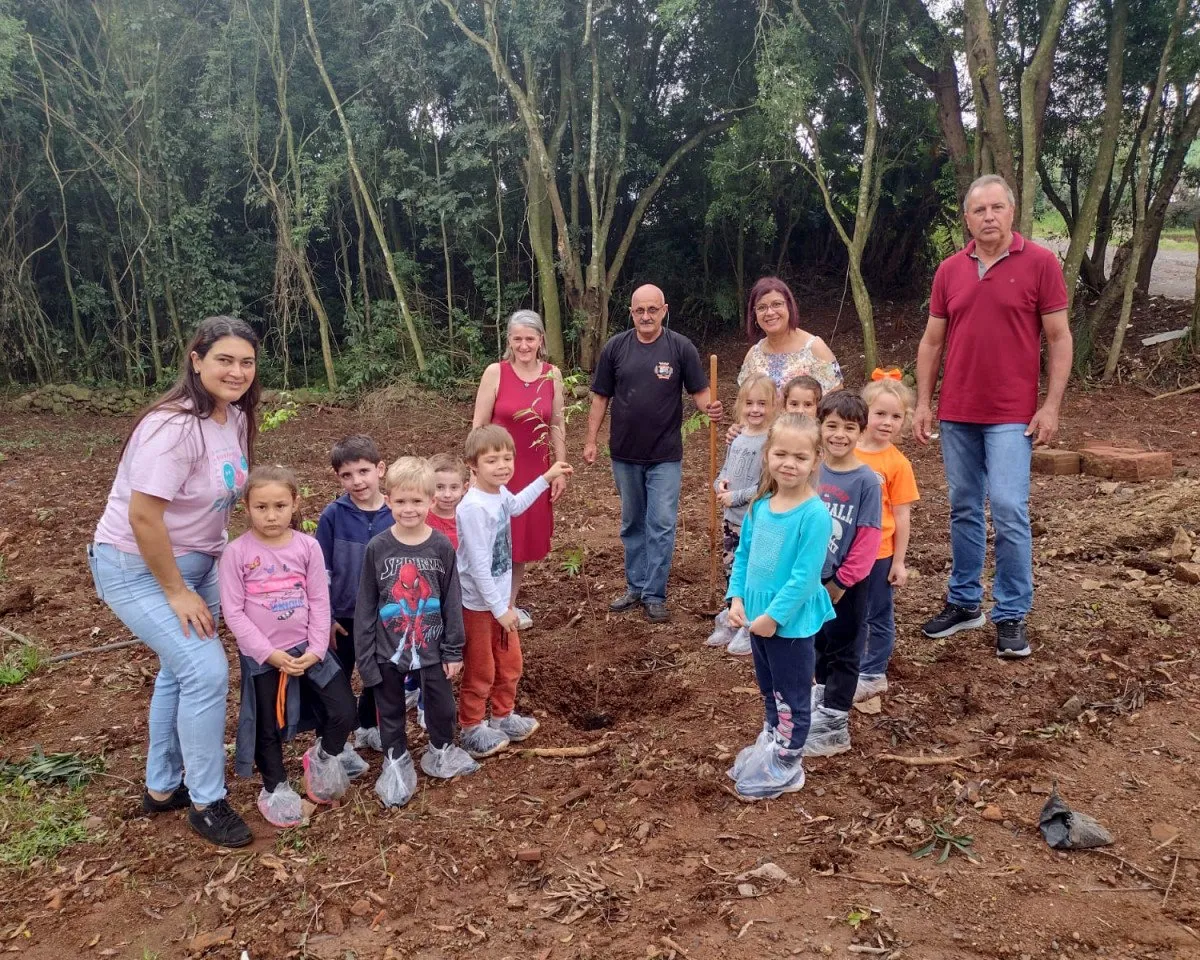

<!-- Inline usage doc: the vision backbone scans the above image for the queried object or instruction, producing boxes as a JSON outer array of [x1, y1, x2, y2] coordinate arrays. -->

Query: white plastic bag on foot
[[375, 749, 418, 807]]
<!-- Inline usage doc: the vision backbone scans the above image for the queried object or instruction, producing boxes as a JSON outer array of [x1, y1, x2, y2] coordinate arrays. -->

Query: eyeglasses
[[755, 299, 788, 315], [632, 306, 664, 318]]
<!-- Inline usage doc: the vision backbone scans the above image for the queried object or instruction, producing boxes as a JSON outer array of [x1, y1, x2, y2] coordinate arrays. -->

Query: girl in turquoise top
[[725, 413, 834, 800]]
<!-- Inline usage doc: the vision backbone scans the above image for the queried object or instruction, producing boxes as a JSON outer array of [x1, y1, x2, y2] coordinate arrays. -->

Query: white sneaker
[[354, 726, 383, 753], [490, 712, 539, 742], [854, 674, 888, 702], [726, 628, 752, 656], [460, 722, 511, 758], [515, 607, 533, 631], [804, 706, 851, 757]]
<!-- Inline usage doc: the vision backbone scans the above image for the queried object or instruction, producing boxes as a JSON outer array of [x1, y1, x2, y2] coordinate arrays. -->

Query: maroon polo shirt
[[929, 231, 1068, 424]]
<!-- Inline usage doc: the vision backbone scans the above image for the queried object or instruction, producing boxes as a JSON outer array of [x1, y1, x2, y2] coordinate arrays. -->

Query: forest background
[[1, 0, 1198, 392]]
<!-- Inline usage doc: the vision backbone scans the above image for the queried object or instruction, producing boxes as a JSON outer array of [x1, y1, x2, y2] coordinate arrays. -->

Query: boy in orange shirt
[[854, 372, 920, 700]]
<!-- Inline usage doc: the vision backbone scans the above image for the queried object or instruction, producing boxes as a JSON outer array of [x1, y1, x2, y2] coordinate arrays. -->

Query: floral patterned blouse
[[737, 335, 844, 395]]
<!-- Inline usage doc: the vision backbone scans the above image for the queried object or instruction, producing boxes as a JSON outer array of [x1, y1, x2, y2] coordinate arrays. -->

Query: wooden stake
[[708, 353, 719, 603]]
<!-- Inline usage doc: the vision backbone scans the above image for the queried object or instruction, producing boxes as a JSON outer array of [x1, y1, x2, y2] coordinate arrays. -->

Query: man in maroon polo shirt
[[912, 175, 1071, 660]]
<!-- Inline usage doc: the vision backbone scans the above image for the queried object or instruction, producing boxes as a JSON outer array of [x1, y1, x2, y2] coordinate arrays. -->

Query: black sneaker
[[608, 589, 642, 612], [643, 601, 670, 624], [188, 799, 253, 848], [995, 620, 1032, 659], [141, 783, 191, 814], [921, 602, 986, 638]]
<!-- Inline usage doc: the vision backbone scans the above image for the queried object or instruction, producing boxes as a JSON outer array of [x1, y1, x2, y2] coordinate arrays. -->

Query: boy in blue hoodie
[[315, 435, 393, 752]]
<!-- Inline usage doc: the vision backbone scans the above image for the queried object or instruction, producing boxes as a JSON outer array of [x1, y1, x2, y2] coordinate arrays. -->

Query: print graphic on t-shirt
[[654, 361, 673, 380], [746, 513, 787, 582], [490, 523, 512, 577], [243, 559, 306, 620], [211, 449, 249, 514], [379, 558, 445, 669], [819, 484, 857, 560]]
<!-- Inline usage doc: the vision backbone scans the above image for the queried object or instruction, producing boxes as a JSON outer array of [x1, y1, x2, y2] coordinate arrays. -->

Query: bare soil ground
[[1, 309, 1199, 960]]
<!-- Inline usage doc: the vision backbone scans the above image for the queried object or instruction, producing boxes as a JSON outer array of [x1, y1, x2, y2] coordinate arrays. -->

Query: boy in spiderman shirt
[[355, 457, 479, 798]]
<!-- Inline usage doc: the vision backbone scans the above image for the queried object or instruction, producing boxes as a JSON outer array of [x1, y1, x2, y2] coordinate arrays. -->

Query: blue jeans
[[940, 421, 1033, 622], [859, 556, 895, 676], [610, 459, 683, 604], [750, 634, 815, 750], [87, 543, 229, 805]]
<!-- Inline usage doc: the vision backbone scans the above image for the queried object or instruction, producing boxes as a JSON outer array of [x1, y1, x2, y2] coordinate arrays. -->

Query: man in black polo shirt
[[583, 284, 723, 623]]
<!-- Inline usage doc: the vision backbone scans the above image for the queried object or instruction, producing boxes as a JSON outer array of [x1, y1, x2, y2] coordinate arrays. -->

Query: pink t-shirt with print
[[218, 530, 331, 665], [95, 406, 248, 557]]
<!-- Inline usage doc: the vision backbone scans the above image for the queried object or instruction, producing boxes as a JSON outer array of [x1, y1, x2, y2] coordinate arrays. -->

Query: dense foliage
[[0, 0, 1196, 386]]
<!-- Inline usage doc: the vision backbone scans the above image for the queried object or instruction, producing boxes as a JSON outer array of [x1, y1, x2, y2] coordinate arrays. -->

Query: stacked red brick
[[1031, 444, 1172, 480]]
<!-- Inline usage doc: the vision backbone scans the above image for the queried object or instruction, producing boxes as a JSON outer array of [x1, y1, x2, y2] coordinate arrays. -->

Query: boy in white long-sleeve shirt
[[455, 425, 572, 758]]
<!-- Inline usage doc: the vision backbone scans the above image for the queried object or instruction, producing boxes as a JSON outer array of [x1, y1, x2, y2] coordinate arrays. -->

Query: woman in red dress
[[471, 310, 568, 629]]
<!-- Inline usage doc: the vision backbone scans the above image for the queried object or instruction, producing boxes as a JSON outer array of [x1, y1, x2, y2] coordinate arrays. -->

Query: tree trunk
[[1103, 0, 1187, 379], [1191, 217, 1199, 349], [302, 0, 425, 371], [963, 0, 1019, 214], [1063, 0, 1126, 315], [525, 153, 565, 364], [1017, 0, 1071, 237]]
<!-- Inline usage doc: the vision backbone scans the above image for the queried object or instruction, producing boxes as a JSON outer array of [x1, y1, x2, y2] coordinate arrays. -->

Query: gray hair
[[502, 309, 548, 362], [963, 174, 1016, 213]]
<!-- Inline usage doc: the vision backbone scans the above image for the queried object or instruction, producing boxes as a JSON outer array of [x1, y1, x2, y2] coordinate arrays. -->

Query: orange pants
[[458, 608, 523, 727]]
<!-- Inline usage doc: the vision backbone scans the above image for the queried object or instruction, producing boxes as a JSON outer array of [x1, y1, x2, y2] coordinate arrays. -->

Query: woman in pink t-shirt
[[89, 316, 261, 849]]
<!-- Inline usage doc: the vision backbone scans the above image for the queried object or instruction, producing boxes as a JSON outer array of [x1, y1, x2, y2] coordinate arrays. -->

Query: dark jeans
[[750, 633, 815, 750], [331, 617, 378, 729], [373, 660, 456, 755], [859, 557, 895, 676], [252, 666, 354, 791], [815, 579, 868, 712]]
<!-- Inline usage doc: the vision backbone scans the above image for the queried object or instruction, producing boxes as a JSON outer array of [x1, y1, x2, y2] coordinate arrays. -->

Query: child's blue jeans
[[859, 557, 895, 676], [749, 633, 815, 750], [87, 542, 229, 806]]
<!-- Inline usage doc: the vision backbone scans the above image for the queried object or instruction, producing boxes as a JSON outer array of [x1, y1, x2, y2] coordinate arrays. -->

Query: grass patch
[[0, 751, 104, 870], [0, 640, 42, 686], [0, 779, 90, 870]]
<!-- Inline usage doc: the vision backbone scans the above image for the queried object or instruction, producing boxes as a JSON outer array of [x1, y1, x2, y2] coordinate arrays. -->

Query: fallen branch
[[1162, 853, 1180, 908], [1084, 849, 1166, 890], [521, 742, 610, 759], [832, 873, 911, 887], [660, 934, 690, 956], [1152, 381, 1200, 400], [48, 639, 141, 663], [847, 947, 893, 956], [875, 753, 971, 767]]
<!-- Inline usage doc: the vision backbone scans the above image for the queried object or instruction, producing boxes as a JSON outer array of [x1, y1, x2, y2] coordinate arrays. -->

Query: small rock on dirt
[[516, 847, 543, 862], [591, 818, 607, 835], [736, 882, 757, 897], [853, 696, 882, 715], [0, 584, 35, 617], [1169, 528, 1193, 560], [629, 781, 655, 798], [1098, 481, 1120, 494], [189, 926, 234, 952], [349, 898, 372, 917], [1150, 823, 1179, 845], [1081, 579, 1105, 591], [1151, 596, 1179, 619], [1173, 562, 1200, 585], [324, 908, 345, 935], [981, 805, 1004, 822], [1059, 695, 1086, 720]]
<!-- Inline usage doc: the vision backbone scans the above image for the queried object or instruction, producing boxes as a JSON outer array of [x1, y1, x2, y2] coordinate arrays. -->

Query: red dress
[[491, 361, 554, 563]]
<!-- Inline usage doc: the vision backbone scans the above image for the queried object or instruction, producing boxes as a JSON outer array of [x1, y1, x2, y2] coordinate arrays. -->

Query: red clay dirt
[[1, 330, 1199, 960]]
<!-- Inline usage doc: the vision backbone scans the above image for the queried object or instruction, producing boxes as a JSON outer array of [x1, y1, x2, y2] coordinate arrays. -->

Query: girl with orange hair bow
[[854, 373, 920, 703]]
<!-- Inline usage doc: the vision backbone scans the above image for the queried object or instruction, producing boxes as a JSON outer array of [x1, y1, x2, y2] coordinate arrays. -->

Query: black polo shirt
[[591, 328, 708, 464]]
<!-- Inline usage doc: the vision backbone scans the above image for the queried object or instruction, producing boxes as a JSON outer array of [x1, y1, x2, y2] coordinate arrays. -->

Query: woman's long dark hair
[[120, 315, 261, 464]]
